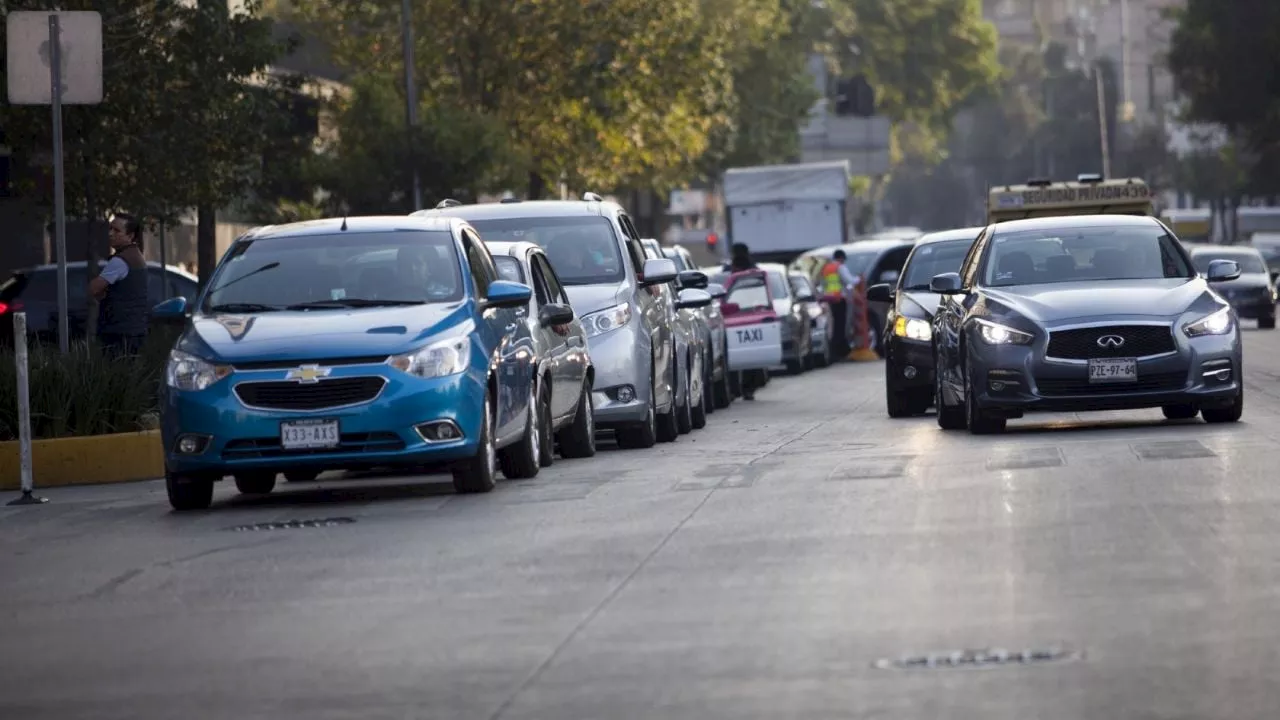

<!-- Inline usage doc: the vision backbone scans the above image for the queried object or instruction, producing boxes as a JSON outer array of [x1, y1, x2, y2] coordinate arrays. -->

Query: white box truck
[[722, 160, 852, 263]]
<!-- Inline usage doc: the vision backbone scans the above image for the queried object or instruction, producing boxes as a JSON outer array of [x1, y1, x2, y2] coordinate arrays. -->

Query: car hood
[[183, 303, 473, 363], [564, 282, 631, 315], [898, 290, 941, 319], [982, 279, 1210, 324]]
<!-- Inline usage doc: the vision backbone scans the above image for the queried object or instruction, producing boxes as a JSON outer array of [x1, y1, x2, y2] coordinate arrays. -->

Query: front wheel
[[935, 350, 966, 430], [499, 386, 541, 479], [166, 472, 214, 511], [616, 372, 659, 449], [556, 378, 597, 458], [1202, 388, 1244, 423], [1260, 315, 1276, 329], [234, 472, 276, 495], [452, 394, 497, 493], [965, 365, 1006, 434], [713, 359, 733, 409]]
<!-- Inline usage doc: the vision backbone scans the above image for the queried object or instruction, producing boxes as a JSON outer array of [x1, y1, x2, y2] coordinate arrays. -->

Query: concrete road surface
[[5, 325, 1280, 719]]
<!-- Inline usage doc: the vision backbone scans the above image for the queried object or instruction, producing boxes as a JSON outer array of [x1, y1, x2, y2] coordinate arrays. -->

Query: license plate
[[280, 418, 340, 450], [1088, 357, 1137, 383]]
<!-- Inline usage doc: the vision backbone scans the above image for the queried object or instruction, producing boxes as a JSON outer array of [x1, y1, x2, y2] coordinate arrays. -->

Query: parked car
[[718, 269, 784, 397], [787, 272, 834, 368], [1185, 244, 1277, 329], [0, 260, 199, 346], [414, 194, 682, 449], [641, 238, 709, 432], [756, 262, 811, 374], [486, 240, 597, 461], [663, 244, 732, 409], [153, 216, 538, 511]]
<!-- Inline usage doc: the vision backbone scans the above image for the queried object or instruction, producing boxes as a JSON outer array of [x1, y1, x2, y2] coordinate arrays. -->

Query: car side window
[[460, 229, 495, 296], [527, 255, 551, 305], [535, 255, 568, 305]]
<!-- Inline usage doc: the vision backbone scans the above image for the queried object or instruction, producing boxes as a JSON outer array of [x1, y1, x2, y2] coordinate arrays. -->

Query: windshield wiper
[[285, 298, 425, 310], [206, 302, 281, 313]]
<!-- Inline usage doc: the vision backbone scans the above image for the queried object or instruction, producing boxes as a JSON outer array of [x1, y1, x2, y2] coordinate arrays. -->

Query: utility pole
[[1095, 65, 1111, 178], [400, 0, 422, 211], [1119, 0, 1130, 121]]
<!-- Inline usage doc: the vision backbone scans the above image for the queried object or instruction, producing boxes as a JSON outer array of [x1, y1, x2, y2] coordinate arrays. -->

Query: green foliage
[[0, 0, 298, 221], [0, 332, 175, 441]]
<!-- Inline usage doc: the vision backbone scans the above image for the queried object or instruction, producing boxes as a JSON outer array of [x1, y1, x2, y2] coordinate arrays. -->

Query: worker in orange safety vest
[[819, 249, 859, 357]]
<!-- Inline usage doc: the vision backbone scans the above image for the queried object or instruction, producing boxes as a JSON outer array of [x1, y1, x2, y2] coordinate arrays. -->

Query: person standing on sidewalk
[[89, 213, 150, 355]]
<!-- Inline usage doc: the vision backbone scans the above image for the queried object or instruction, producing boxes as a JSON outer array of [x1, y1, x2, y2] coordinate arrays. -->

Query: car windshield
[[493, 255, 525, 283], [725, 275, 771, 311], [901, 239, 974, 290], [200, 231, 463, 312], [1192, 250, 1267, 275], [842, 251, 878, 278], [983, 224, 1194, 287], [468, 216, 624, 285]]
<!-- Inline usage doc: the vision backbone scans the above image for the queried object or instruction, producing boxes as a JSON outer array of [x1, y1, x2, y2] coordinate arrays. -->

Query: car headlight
[[974, 318, 1033, 346], [165, 350, 231, 391], [893, 316, 932, 341], [1183, 306, 1233, 337], [581, 302, 632, 338], [389, 336, 471, 378]]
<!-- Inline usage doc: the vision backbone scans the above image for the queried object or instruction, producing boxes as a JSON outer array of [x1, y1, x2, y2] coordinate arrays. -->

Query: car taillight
[[0, 302, 9, 314], [0, 300, 22, 315]]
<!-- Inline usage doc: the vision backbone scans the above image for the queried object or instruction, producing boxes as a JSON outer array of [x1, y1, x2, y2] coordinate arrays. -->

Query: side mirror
[[639, 258, 678, 286], [676, 288, 713, 309], [865, 283, 894, 303], [1206, 259, 1242, 282], [706, 283, 727, 299], [483, 280, 533, 309], [152, 296, 189, 318], [538, 302, 575, 326], [878, 269, 900, 284], [929, 272, 964, 294], [677, 269, 709, 289]]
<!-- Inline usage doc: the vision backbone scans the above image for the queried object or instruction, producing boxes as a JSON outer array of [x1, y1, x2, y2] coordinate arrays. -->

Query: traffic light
[[834, 75, 875, 117]]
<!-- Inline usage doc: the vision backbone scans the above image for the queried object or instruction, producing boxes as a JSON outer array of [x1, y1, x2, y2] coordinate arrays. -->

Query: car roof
[[916, 227, 984, 245], [410, 199, 618, 221], [989, 214, 1160, 234], [242, 216, 459, 240], [483, 240, 542, 259]]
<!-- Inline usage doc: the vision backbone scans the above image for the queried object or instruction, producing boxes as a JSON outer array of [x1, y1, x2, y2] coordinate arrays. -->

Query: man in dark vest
[[89, 212, 149, 355]]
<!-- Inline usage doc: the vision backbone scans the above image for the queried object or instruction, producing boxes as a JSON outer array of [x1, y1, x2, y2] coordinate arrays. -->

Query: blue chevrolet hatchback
[[153, 216, 539, 510]]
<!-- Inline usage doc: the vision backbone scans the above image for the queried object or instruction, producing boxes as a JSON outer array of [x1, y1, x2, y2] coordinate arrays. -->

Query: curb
[[0, 430, 164, 490]]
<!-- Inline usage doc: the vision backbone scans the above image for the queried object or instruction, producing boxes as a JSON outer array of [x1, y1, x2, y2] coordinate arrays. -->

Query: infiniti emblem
[[1096, 334, 1125, 349]]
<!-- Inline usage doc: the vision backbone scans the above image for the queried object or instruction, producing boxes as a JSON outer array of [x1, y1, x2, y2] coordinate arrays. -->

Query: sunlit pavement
[[5, 327, 1280, 719]]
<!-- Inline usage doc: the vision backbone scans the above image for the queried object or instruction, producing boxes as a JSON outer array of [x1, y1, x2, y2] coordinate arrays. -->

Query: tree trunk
[[197, 205, 217, 288], [527, 170, 546, 200]]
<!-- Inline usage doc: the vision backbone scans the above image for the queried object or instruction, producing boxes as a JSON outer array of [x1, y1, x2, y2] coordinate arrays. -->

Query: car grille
[[1035, 371, 1187, 396], [234, 377, 386, 411], [231, 355, 390, 371], [1046, 325, 1175, 359], [222, 432, 405, 459]]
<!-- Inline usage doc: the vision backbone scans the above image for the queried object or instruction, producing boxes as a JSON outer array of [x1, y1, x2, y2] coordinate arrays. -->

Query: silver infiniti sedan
[[932, 214, 1244, 434]]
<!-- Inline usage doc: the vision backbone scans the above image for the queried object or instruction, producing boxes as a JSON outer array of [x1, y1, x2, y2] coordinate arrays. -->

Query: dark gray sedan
[[932, 214, 1244, 434], [486, 241, 597, 462], [1185, 244, 1276, 329]]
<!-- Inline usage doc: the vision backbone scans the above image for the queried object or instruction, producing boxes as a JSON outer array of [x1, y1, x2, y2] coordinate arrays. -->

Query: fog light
[[615, 385, 636, 403], [416, 420, 463, 443], [990, 381, 1006, 391], [903, 366, 917, 379], [175, 434, 210, 455]]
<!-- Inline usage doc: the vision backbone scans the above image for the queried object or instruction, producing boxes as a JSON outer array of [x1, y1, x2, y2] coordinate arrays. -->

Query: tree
[[1167, 0, 1280, 195]]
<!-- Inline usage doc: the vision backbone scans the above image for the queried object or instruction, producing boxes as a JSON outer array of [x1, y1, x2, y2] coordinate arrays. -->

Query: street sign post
[[6, 11, 103, 354]]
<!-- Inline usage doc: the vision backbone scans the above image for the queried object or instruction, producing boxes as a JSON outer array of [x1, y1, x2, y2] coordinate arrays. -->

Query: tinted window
[[901, 239, 975, 290], [984, 224, 1194, 287], [1192, 250, 1267, 274], [149, 269, 198, 302], [493, 255, 525, 283], [468, 216, 625, 285], [725, 275, 771, 310], [201, 231, 463, 312], [461, 230, 494, 296], [536, 255, 568, 304]]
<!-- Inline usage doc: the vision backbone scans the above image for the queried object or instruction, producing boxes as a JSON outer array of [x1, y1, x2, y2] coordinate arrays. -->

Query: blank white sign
[[6, 11, 103, 105]]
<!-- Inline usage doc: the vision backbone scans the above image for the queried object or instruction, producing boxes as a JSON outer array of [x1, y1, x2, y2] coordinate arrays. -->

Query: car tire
[[284, 469, 321, 483], [556, 378, 596, 459], [676, 358, 694, 435], [1161, 404, 1199, 420], [234, 472, 277, 495], [616, 373, 659, 449], [1260, 315, 1276, 329], [1202, 388, 1244, 423], [934, 352, 966, 430], [535, 381, 555, 467], [786, 357, 804, 374], [166, 472, 214, 511], [703, 358, 716, 415], [886, 364, 928, 418], [691, 358, 708, 430], [499, 386, 541, 479], [713, 361, 733, 409], [452, 394, 497, 493], [964, 365, 1006, 434]]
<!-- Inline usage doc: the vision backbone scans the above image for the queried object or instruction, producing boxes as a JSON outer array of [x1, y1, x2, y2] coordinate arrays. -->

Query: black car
[[1185, 244, 1276, 329], [867, 227, 982, 417], [931, 214, 1244, 434]]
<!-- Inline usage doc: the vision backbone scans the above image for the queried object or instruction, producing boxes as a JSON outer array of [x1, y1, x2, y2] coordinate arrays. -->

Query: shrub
[[0, 328, 178, 441]]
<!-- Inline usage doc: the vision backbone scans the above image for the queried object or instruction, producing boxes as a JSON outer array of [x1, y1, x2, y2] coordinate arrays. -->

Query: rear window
[[725, 274, 771, 310], [468, 216, 625, 286]]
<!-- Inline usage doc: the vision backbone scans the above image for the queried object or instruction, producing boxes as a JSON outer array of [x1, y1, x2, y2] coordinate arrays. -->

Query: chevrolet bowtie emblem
[[285, 365, 331, 384]]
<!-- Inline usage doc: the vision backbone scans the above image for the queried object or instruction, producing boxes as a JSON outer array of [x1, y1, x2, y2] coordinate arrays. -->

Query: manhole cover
[[874, 647, 1081, 670], [1132, 440, 1216, 461], [228, 517, 356, 532]]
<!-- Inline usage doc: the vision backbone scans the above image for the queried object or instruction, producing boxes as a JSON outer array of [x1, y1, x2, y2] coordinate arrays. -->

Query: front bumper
[[584, 322, 652, 426], [970, 329, 1241, 414], [885, 335, 934, 389], [162, 365, 487, 476]]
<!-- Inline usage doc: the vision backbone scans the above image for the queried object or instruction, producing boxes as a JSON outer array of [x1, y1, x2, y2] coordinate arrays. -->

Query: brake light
[[0, 300, 22, 315], [0, 302, 8, 315]]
